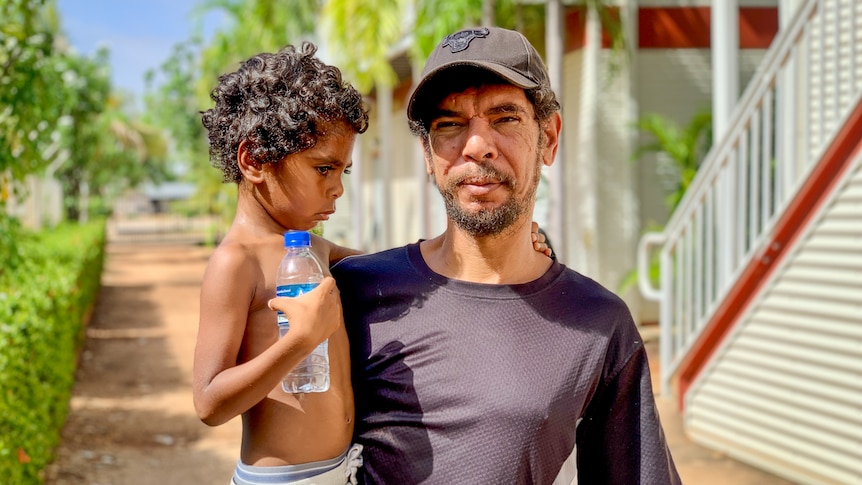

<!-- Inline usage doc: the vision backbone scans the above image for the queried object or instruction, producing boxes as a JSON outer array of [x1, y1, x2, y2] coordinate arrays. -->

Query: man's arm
[[575, 346, 682, 484]]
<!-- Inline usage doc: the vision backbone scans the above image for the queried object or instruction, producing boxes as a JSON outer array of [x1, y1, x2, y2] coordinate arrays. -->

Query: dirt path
[[44, 242, 792, 485], [45, 244, 240, 484]]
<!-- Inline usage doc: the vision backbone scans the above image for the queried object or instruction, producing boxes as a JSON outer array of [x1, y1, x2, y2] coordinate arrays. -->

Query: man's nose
[[462, 119, 497, 163]]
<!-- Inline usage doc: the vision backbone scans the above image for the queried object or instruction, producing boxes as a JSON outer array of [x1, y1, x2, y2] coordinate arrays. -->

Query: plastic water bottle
[[275, 230, 330, 393]]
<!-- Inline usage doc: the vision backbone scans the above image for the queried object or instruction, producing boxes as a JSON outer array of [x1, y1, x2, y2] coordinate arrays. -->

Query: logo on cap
[[441, 28, 490, 53]]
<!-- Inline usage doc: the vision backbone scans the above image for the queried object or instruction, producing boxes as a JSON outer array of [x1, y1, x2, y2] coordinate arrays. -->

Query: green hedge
[[0, 218, 106, 484]]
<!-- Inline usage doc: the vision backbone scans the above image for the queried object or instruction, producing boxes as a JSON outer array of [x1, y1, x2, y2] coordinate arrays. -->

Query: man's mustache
[[449, 165, 515, 189]]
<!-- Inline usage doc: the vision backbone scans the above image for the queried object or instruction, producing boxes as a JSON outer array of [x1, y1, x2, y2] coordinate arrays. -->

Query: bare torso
[[238, 243, 353, 465], [195, 229, 353, 466]]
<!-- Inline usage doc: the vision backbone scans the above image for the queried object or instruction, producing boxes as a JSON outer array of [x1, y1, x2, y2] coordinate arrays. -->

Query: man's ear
[[420, 139, 433, 176], [541, 112, 562, 167], [237, 140, 265, 183]]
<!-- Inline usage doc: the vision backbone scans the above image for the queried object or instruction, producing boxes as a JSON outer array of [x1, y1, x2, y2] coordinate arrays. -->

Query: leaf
[[17, 447, 30, 464]]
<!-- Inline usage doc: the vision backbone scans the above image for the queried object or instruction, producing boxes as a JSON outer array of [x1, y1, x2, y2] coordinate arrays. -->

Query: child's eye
[[316, 166, 333, 175], [343, 168, 352, 175]]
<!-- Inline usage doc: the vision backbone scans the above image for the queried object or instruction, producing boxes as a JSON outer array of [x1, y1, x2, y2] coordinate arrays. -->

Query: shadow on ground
[[45, 244, 241, 485]]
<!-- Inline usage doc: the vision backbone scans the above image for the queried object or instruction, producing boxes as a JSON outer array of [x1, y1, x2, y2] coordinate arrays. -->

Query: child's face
[[262, 122, 357, 231]]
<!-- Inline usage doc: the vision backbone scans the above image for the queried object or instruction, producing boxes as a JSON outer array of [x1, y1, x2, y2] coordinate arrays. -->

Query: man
[[332, 26, 681, 484]]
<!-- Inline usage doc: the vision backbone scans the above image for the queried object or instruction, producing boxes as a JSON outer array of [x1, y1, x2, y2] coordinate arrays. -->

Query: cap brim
[[407, 61, 539, 122]]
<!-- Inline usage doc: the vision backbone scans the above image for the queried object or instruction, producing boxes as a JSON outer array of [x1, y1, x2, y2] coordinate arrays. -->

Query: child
[[192, 42, 552, 485], [192, 42, 368, 485]]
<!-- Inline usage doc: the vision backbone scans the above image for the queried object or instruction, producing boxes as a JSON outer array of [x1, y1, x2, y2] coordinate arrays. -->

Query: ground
[[44, 244, 241, 484], [43, 243, 793, 485]]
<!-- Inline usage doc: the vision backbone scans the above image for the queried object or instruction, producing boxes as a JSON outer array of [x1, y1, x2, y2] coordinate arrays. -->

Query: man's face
[[425, 84, 558, 237], [261, 122, 356, 231]]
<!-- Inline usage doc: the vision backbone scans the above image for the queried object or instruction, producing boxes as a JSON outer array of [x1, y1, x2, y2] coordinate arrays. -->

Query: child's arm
[[328, 241, 364, 264], [192, 245, 342, 426], [309, 234, 362, 268]]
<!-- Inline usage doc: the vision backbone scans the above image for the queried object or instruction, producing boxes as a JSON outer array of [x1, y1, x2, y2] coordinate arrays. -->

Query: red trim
[[677, 97, 862, 410], [740, 8, 780, 49], [638, 7, 778, 49], [564, 6, 620, 51], [564, 9, 587, 51], [639, 7, 711, 48]]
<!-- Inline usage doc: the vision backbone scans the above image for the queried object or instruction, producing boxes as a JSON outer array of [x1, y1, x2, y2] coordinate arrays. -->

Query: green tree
[[144, 36, 234, 231], [618, 109, 713, 294], [320, 0, 405, 93], [0, 0, 66, 195], [322, 0, 623, 95], [195, 0, 318, 102], [143, 39, 207, 171], [633, 110, 713, 211], [2, 0, 170, 223], [87, 94, 172, 214], [53, 47, 171, 221]]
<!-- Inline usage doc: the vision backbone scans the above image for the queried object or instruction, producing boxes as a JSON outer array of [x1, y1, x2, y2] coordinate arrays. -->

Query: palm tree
[[194, 0, 319, 102], [618, 109, 713, 293], [633, 110, 713, 211]]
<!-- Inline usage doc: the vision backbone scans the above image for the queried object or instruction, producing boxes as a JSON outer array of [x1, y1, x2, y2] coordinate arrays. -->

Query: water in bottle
[[275, 230, 330, 393]]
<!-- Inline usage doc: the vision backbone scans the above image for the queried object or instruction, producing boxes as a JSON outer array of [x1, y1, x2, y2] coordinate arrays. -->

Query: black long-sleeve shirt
[[332, 243, 681, 484]]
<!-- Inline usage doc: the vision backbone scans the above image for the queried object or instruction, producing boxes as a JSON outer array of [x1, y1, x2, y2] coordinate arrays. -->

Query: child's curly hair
[[202, 42, 370, 183]]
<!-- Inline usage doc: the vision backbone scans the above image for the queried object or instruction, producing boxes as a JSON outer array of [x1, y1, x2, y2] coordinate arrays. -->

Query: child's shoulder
[[204, 239, 256, 280], [204, 234, 274, 282]]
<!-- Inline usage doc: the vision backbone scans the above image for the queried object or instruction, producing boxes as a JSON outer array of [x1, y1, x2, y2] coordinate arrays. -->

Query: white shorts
[[231, 444, 363, 485]]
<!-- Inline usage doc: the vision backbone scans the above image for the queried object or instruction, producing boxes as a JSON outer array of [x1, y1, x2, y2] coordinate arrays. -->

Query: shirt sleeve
[[575, 345, 682, 484]]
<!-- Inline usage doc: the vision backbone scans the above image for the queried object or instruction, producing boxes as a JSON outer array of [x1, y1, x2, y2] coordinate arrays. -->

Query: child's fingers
[[268, 277, 338, 312], [533, 241, 553, 257]]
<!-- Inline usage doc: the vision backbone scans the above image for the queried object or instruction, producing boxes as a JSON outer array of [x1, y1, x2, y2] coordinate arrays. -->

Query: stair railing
[[638, 0, 862, 394]]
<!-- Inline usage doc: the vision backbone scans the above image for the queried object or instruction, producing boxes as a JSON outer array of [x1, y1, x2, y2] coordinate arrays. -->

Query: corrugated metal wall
[[685, 153, 862, 484], [807, 0, 862, 160]]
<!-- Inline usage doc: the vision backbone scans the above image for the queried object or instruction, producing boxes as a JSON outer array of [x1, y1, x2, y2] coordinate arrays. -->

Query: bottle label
[[276, 282, 320, 298], [275, 283, 320, 327]]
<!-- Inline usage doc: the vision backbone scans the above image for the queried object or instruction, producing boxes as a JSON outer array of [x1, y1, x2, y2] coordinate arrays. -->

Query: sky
[[55, 0, 224, 107]]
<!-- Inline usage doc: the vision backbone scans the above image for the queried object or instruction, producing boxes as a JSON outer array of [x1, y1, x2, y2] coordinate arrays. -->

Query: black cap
[[407, 27, 550, 123]]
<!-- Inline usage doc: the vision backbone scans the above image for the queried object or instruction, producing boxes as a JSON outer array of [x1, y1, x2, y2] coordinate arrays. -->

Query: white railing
[[638, 0, 862, 394]]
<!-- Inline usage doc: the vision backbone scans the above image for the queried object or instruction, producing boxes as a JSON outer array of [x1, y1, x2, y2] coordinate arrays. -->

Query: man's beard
[[432, 153, 542, 237]]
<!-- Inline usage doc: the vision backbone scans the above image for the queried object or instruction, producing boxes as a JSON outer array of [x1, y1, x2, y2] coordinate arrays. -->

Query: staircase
[[638, 0, 862, 483]]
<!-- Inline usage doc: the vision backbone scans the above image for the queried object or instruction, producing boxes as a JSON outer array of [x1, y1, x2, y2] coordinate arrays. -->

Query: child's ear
[[237, 140, 264, 184]]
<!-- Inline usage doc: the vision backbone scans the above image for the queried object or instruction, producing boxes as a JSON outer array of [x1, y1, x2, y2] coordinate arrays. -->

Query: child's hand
[[267, 277, 343, 348], [531, 222, 553, 258]]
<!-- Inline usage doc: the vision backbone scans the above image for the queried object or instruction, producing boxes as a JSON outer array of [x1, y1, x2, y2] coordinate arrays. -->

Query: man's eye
[[495, 116, 520, 124], [432, 120, 461, 130]]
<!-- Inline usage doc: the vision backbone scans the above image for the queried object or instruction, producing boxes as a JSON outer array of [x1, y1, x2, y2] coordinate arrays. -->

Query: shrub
[[0, 218, 106, 484]]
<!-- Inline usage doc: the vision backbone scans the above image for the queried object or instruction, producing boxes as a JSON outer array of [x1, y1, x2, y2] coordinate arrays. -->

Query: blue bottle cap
[[283, 230, 311, 248]]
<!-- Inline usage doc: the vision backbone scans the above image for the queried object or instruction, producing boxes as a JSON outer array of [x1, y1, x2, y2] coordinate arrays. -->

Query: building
[[325, 0, 862, 482]]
